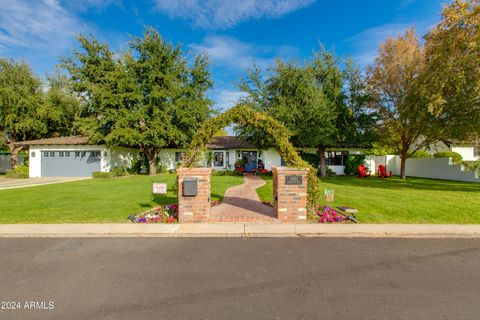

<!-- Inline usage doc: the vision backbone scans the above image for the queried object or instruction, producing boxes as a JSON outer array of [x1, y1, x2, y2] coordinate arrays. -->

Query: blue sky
[[0, 0, 445, 110]]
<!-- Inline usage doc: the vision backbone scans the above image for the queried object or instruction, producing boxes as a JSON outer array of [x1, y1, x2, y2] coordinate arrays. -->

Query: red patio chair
[[378, 164, 392, 178], [357, 164, 370, 178]]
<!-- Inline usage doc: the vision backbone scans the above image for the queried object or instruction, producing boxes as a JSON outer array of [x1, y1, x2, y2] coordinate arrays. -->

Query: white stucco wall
[[28, 145, 107, 178], [367, 154, 479, 182], [365, 155, 397, 175], [452, 147, 479, 161], [263, 148, 282, 170], [158, 149, 179, 170], [103, 147, 140, 172], [328, 165, 345, 175]]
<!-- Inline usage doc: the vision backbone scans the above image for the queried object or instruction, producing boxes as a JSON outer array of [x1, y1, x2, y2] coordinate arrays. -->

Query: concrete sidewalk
[[1, 223, 480, 238]]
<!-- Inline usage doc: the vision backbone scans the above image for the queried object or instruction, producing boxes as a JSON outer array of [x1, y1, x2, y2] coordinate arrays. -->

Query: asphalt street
[[1, 237, 479, 320]]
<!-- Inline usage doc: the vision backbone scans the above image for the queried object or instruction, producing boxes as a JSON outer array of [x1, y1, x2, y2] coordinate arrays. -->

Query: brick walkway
[[209, 174, 278, 223]]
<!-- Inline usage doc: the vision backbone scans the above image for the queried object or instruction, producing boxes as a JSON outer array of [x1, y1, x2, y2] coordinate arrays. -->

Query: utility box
[[182, 177, 198, 196]]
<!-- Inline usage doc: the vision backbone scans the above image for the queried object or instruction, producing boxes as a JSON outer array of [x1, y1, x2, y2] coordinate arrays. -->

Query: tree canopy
[[62, 27, 213, 175], [0, 59, 78, 166], [238, 49, 375, 176], [422, 0, 480, 141]]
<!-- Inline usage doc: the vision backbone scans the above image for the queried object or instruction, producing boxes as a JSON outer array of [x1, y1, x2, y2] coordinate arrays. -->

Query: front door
[[241, 151, 257, 172]]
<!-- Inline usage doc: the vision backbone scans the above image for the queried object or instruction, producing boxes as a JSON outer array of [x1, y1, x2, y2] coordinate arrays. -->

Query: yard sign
[[324, 189, 334, 203], [152, 183, 167, 195]]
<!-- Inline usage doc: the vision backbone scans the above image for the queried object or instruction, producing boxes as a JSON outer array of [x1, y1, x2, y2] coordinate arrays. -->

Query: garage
[[41, 150, 101, 177]]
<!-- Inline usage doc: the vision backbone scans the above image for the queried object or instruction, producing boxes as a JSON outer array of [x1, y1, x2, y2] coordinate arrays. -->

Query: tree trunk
[[400, 149, 408, 179], [143, 146, 158, 176], [317, 145, 327, 177], [8, 141, 23, 169]]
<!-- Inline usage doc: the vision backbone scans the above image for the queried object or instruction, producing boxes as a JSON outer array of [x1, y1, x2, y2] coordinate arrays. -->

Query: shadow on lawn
[[320, 176, 480, 193], [138, 196, 178, 208]]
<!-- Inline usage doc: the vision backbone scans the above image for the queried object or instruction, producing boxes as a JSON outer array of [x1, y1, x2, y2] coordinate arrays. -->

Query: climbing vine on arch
[[180, 104, 320, 217]]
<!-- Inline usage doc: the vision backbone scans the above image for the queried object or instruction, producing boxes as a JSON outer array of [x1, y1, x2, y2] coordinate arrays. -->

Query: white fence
[[0, 155, 26, 173], [365, 155, 480, 183]]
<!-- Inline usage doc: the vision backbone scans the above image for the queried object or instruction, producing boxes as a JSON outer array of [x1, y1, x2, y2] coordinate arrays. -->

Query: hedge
[[433, 151, 463, 164]]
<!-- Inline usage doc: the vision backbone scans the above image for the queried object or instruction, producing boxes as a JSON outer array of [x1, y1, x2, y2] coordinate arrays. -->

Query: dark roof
[[17, 136, 90, 146], [206, 136, 257, 150]]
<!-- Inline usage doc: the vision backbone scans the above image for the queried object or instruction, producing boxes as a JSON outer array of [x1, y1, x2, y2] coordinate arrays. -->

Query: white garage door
[[41, 150, 101, 177]]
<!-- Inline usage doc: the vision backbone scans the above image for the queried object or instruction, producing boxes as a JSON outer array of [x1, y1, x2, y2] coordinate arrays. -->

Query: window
[[325, 151, 349, 166], [214, 152, 224, 167], [90, 151, 100, 157], [175, 152, 186, 163], [59, 151, 64, 157], [65, 152, 70, 157], [75, 152, 80, 157], [44, 152, 49, 157], [49, 151, 55, 157], [81, 152, 86, 157]]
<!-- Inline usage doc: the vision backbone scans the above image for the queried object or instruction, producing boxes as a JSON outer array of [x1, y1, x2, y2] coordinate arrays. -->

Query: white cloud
[[190, 35, 298, 71], [63, 0, 121, 13], [214, 89, 248, 111], [0, 0, 83, 53], [154, 0, 315, 29]]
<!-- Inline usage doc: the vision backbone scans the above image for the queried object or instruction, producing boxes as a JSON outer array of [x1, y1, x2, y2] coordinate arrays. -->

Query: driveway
[[0, 238, 479, 319], [0, 177, 90, 190]]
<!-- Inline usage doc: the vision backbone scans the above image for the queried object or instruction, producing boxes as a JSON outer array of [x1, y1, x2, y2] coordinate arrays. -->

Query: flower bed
[[315, 205, 359, 223], [129, 204, 178, 223], [211, 200, 222, 206]]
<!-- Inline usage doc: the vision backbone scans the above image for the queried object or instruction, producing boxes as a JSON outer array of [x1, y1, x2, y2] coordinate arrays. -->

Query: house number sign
[[285, 174, 302, 185]]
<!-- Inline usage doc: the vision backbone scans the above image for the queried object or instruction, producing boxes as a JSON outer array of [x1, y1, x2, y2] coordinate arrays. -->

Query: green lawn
[[0, 174, 243, 223], [256, 175, 480, 223]]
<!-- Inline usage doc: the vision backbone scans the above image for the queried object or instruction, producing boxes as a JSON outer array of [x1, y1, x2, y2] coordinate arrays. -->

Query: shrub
[[344, 155, 366, 175], [156, 162, 167, 174], [433, 151, 463, 164], [300, 152, 319, 168], [92, 172, 115, 178], [5, 164, 29, 179], [212, 170, 243, 176], [258, 169, 273, 177], [128, 159, 144, 174], [326, 167, 336, 176], [410, 150, 430, 158], [111, 166, 128, 177], [463, 160, 480, 175]]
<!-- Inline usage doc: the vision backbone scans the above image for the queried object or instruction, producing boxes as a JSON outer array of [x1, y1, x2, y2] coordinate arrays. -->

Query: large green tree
[[62, 28, 213, 175], [0, 58, 46, 167], [423, 0, 480, 141], [366, 29, 442, 179], [239, 50, 374, 177]]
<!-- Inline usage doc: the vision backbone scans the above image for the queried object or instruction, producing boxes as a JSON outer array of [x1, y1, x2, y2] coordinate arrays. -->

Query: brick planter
[[272, 167, 308, 223], [177, 167, 212, 223]]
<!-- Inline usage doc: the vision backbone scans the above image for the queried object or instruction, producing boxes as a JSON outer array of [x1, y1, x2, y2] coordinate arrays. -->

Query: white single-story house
[[19, 135, 360, 178], [19, 136, 139, 178]]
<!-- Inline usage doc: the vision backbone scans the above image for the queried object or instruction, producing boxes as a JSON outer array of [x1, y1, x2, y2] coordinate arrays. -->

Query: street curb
[[1, 223, 480, 238]]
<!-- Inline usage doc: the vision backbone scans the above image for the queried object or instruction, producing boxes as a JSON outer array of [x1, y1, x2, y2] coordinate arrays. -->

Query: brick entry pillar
[[177, 167, 212, 223], [272, 167, 308, 223]]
